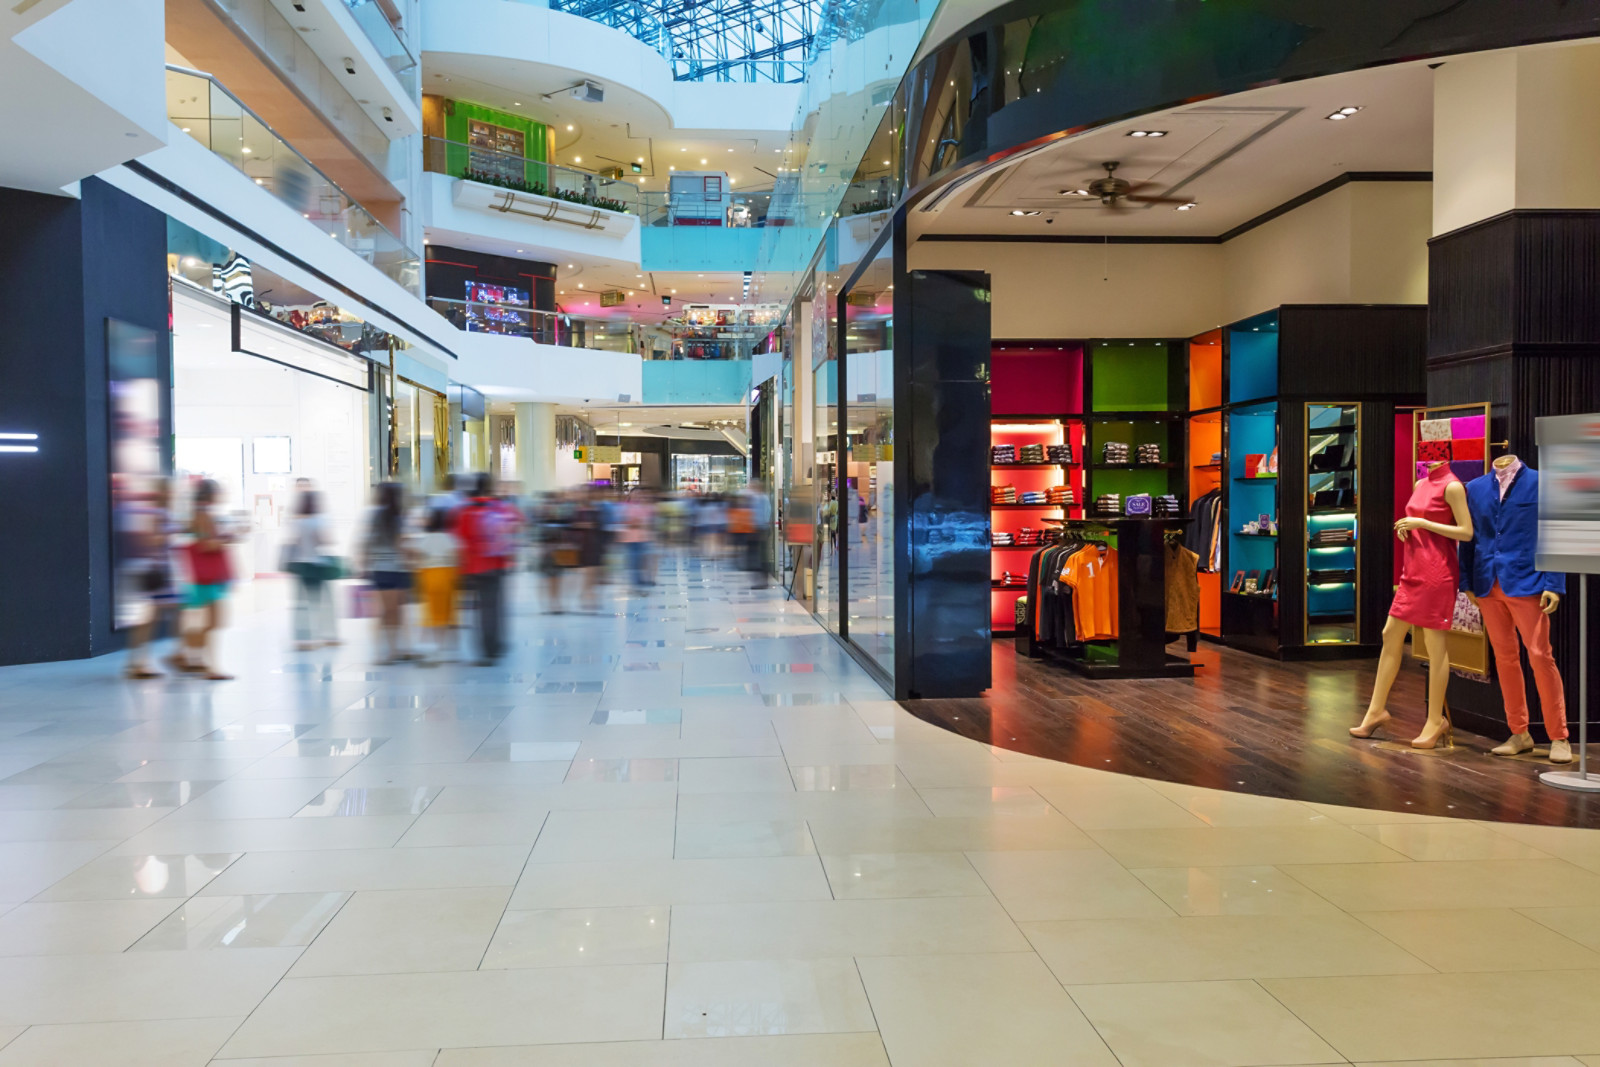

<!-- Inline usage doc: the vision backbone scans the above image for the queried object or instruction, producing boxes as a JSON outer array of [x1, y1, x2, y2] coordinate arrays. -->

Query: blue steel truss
[[552, 0, 828, 82]]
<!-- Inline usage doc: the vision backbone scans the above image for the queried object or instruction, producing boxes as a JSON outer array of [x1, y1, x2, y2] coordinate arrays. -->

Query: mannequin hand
[[1541, 591, 1561, 615], [1394, 517, 1425, 534]]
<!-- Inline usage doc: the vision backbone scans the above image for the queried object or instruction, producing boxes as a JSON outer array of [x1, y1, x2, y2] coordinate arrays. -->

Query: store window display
[[1459, 454, 1571, 763], [1351, 463, 1474, 748]]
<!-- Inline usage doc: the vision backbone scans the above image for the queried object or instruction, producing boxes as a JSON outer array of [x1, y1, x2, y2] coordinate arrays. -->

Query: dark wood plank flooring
[[904, 640, 1600, 828]]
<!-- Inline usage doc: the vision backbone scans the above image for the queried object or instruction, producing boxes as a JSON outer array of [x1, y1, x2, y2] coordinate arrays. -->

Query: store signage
[[590, 445, 622, 464], [1536, 412, 1600, 574], [600, 290, 626, 308]]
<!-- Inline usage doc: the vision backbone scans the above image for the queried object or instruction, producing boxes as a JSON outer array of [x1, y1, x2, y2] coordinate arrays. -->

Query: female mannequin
[[1350, 462, 1475, 748]]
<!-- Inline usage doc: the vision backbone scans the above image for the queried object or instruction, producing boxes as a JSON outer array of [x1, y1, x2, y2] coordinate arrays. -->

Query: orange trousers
[[1479, 582, 1568, 739]]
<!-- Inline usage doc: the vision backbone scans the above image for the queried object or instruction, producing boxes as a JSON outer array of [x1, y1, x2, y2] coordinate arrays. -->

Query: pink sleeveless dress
[[1388, 463, 1461, 631]]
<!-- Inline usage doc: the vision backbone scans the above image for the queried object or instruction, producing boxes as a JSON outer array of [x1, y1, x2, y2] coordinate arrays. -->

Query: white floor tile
[[289, 887, 510, 976], [0, 900, 177, 956], [132, 892, 347, 950], [0, 948, 300, 1025], [664, 958, 874, 1038], [481, 906, 669, 969], [200, 846, 529, 895], [0, 1017, 242, 1066], [859, 952, 1119, 1067], [432, 1033, 890, 1065], [218, 966, 666, 1057], [507, 856, 833, 909], [34, 852, 239, 902]]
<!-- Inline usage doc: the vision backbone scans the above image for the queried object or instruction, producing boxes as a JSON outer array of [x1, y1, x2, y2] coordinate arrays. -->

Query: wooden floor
[[905, 639, 1600, 828]]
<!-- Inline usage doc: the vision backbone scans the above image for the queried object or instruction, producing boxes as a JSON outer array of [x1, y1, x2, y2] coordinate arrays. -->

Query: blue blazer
[[1458, 467, 1566, 598]]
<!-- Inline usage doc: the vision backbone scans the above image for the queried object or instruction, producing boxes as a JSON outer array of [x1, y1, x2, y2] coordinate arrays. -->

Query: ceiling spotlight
[[1176, 203, 1198, 211], [1127, 130, 1167, 138], [567, 125, 574, 131], [573, 156, 581, 163], [513, 102, 521, 107], [1059, 188, 1089, 196], [700, 158, 708, 164], [1009, 209, 1041, 216], [1326, 106, 1362, 121]]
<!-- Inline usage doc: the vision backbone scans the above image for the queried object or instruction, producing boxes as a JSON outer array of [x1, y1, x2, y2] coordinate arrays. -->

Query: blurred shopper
[[820, 492, 839, 552], [697, 493, 727, 558], [745, 480, 773, 588], [285, 479, 338, 650], [574, 488, 605, 611], [174, 478, 235, 680], [415, 507, 459, 662], [361, 481, 415, 665], [617, 489, 654, 591], [728, 490, 754, 573], [857, 487, 870, 546], [457, 473, 521, 664], [534, 492, 571, 613], [123, 477, 180, 679]]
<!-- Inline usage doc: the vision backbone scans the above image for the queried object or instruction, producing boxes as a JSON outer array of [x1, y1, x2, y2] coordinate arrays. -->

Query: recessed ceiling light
[[513, 102, 521, 106], [1127, 130, 1166, 138], [566, 124, 574, 131], [1326, 106, 1362, 121], [573, 156, 581, 163], [883, 160, 890, 165], [181, 126, 191, 133], [1009, 209, 1041, 216], [1176, 203, 1198, 211], [637, 157, 644, 163], [577, 283, 584, 288], [1059, 188, 1089, 196], [669, 165, 675, 171], [700, 159, 707, 164], [517, 249, 524, 253], [567, 264, 574, 268]]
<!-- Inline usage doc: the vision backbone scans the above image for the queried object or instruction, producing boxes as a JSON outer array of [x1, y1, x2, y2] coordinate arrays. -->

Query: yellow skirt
[[417, 566, 457, 628]]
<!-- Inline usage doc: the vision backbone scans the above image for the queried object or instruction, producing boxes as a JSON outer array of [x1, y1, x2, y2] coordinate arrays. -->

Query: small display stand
[[1048, 516, 1198, 680]]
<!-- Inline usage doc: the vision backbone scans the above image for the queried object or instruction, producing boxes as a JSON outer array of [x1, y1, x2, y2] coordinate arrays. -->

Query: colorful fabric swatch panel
[[1417, 440, 1452, 462], [1419, 419, 1452, 441], [1452, 437, 1485, 462], [1450, 459, 1481, 485], [1450, 415, 1486, 440]]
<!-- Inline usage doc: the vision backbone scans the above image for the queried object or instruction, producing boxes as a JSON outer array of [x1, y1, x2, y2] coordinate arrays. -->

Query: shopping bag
[[347, 583, 380, 618]]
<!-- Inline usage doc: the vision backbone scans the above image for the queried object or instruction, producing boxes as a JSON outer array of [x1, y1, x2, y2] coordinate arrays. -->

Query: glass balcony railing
[[341, 0, 418, 96], [423, 137, 640, 215], [426, 297, 635, 352], [166, 65, 421, 296]]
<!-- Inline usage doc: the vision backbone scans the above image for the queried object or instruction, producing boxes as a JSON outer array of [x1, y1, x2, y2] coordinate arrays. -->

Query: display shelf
[[1094, 462, 1178, 470], [990, 502, 1074, 510], [1236, 531, 1278, 538], [1235, 475, 1277, 481], [991, 462, 1079, 470]]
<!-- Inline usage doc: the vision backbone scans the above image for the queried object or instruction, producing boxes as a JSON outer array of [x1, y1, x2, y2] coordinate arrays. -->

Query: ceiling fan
[[1064, 161, 1192, 208]]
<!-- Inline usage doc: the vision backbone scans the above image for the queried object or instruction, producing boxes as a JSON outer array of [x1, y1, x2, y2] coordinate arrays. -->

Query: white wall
[[908, 240, 1226, 339], [451, 329, 643, 406], [911, 180, 1433, 339], [422, 172, 641, 265]]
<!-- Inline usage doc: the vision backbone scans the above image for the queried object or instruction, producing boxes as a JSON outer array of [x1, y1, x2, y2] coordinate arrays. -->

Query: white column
[[513, 402, 557, 495]]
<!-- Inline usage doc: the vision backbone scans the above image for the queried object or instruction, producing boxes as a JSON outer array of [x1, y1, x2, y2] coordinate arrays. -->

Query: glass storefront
[[841, 232, 894, 672]]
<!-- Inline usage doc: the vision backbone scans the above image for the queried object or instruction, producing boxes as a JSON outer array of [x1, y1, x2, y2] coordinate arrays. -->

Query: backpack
[[474, 500, 516, 560]]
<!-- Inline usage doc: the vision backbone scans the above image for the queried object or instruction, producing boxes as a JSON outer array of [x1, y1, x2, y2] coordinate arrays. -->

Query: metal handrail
[[422, 136, 640, 212], [342, 0, 417, 74]]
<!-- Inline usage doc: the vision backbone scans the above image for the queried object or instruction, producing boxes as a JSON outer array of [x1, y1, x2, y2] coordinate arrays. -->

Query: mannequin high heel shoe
[[1349, 710, 1394, 739], [1410, 708, 1454, 750]]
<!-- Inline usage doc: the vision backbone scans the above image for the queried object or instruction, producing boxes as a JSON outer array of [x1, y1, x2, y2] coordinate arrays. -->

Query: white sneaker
[[1549, 739, 1573, 764], [1491, 732, 1534, 756]]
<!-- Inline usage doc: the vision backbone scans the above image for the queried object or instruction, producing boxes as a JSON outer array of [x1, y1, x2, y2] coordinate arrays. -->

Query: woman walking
[[361, 481, 416, 664], [286, 480, 338, 650], [174, 478, 234, 680], [415, 507, 459, 662]]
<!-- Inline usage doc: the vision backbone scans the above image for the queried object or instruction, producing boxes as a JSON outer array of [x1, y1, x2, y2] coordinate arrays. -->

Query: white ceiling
[[914, 61, 1436, 238]]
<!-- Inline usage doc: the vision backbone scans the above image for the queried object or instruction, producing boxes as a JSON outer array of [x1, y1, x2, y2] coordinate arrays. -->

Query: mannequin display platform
[[1459, 455, 1572, 764], [1351, 463, 1475, 748]]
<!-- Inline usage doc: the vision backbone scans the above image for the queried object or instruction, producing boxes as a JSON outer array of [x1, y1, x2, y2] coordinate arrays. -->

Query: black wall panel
[[1428, 209, 1600, 739], [425, 244, 557, 312], [0, 179, 171, 665], [894, 267, 992, 698]]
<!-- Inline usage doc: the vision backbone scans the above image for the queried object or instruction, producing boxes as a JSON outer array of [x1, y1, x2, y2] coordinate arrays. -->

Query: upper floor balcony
[[166, 64, 421, 295], [340, 0, 419, 97]]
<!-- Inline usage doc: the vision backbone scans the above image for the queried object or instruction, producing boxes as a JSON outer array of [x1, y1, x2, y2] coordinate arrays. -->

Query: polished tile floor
[[2, 554, 1600, 1065]]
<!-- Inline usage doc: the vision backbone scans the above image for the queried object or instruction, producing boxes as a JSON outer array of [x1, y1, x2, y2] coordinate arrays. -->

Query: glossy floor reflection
[[0, 555, 1598, 1065]]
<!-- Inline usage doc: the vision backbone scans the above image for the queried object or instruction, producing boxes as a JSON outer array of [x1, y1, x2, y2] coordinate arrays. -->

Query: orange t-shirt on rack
[[1062, 546, 1118, 640]]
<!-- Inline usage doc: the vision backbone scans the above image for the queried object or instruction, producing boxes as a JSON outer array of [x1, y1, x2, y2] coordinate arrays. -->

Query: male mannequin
[[1458, 455, 1572, 763]]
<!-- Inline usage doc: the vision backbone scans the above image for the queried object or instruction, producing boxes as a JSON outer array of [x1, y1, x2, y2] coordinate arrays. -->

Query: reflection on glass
[[1306, 403, 1360, 645], [841, 234, 895, 675], [393, 379, 417, 487]]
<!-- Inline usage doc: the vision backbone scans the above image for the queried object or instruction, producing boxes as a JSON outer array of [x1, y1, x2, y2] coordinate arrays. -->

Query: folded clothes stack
[[991, 444, 1016, 465], [1136, 443, 1162, 464], [1311, 527, 1355, 545], [1047, 443, 1073, 464], [1094, 493, 1122, 516], [991, 531, 1015, 546], [1018, 443, 1046, 464], [1045, 485, 1073, 505], [1019, 490, 1049, 505], [1102, 442, 1130, 465], [1153, 495, 1182, 517], [991, 484, 1017, 504]]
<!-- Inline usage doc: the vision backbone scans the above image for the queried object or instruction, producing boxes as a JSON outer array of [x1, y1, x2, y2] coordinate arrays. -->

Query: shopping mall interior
[[4, 1, 1600, 1063]]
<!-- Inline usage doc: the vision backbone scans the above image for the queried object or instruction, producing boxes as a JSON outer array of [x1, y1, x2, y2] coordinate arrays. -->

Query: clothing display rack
[[1017, 516, 1198, 679]]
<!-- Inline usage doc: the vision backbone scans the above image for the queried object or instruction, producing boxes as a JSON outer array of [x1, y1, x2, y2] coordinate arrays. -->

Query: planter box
[[452, 179, 635, 237]]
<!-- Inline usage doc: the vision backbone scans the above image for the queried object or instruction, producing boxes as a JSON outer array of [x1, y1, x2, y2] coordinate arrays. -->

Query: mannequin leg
[[1505, 593, 1568, 741], [1413, 626, 1453, 749], [1352, 615, 1409, 737], [1479, 586, 1533, 737]]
